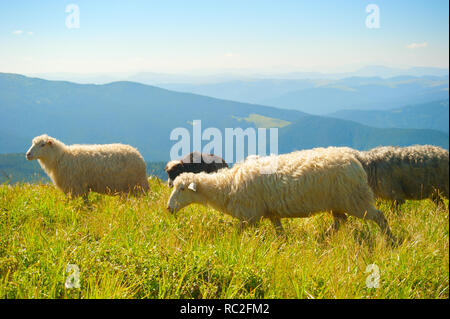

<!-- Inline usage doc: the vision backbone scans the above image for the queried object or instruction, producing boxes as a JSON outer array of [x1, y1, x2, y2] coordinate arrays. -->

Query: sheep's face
[[26, 135, 55, 160], [167, 175, 199, 214]]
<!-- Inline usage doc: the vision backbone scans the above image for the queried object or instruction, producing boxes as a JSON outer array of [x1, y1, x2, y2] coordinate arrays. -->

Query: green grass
[[0, 179, 448, 299]]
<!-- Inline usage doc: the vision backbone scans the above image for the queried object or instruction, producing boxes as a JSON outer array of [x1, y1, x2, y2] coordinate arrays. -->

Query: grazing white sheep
[[26, 134, 149, 199], [167, 147, 394, 239], [355, 145, 449, 206]]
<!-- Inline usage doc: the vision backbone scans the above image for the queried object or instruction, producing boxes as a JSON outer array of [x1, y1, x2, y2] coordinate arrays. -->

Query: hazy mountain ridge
[[157, 75, 449, 114], [0, 73, 308, 160], [29, 65, 449, 85], [279, 116, 449, 154], [263, 78, 448, 114], [329, 100, 449, 133], [0, 73, 448, 163], [27, 67, 449, 115]]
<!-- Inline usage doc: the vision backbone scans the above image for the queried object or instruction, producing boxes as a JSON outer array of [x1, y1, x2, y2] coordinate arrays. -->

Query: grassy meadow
[[0, 178, 448, 299]]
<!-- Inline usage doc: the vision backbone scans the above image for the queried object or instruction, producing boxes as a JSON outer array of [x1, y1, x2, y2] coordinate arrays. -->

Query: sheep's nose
[[25, 152, 31, 160]]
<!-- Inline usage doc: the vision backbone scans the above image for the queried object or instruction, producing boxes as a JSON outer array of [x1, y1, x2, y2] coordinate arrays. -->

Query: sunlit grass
[[0, 179, 448, 299]]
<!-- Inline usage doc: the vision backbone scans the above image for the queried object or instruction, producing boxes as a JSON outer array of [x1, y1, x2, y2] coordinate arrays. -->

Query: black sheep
[[165, 152, 228, 187]]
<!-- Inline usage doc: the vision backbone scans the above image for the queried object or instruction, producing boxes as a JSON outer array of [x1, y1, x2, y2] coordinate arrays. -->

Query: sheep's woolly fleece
[[356, 145, 449, 202], [26, 134, 149, 197], [168, 147, 392, 237]]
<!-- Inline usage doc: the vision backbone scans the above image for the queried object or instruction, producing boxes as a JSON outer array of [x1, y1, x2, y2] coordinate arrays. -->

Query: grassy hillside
[[232, 113, 291, 128], [0, 180, 448, 298]]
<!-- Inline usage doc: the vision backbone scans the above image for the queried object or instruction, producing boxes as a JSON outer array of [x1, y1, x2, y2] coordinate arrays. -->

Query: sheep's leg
[[238, 219, 259, 232], [67, 184, 89, 204], [269, 217, 285, 236], [392, 199, 404, 212], [78, 189, 89, 204], [430, 194, 440, 207], [326, 211, 347, 234], [131, 183, 148, 197], [431, 191, 445, 208], [67, 189, 90, 206]]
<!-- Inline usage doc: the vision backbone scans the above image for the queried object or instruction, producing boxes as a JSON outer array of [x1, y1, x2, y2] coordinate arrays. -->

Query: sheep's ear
[[165, 160, 183, 172], [47, 140, 53, 146], [188, 182, 197, 192]]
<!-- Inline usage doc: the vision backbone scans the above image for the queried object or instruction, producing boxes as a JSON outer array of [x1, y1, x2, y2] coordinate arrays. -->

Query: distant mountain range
[[0, 73, 305, 160], [30, 65, 449, 85], [329, 100, 449, 134], [336, 66, 449, 78], [0, 73, 448, 162], [160, 75, 449, 115], [29, 66, 449, 115], [279, 116, 449, 154]]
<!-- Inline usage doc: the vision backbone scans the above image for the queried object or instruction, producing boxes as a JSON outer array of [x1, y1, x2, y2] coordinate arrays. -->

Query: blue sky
[[1, 0, 448, 74]]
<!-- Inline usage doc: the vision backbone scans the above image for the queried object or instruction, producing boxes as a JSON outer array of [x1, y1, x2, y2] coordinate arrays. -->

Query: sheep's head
[[165, 160, 184, 187], [166, 173, 200, 214], [26, 134, 59, 161]]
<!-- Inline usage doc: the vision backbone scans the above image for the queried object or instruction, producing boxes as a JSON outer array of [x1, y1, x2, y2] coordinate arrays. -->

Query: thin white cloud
[[225, 52, 238, 57], [406, 42, 428, 49], [27, 32, 33, 36], [12, 30, 24, 35]]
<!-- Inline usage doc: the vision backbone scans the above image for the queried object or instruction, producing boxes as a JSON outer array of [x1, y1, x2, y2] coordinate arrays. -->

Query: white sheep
[[167, 147, 394, 239], [26, 134, 149, 200], [355, 145, 449, 206]]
